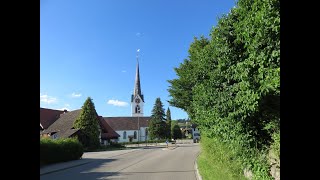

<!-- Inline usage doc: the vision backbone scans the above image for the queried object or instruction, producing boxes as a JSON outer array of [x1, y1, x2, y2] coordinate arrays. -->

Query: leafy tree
[[148, 98, 166, 140], [167, 0, 279, 178], [73, 97, 100, 149], [166, 107, 172, 139], [167, 36, 210, 120], [171, 120, 178, 138], [172, 124, 182, 140]]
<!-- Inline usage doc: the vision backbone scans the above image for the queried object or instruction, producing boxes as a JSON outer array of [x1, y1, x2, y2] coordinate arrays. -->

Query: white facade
[[131, 95, 144, 117], [116, 126, 150, 143]]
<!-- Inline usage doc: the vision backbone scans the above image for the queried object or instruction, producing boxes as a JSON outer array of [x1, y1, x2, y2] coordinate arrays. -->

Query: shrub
[[40, 138, 84, 165]]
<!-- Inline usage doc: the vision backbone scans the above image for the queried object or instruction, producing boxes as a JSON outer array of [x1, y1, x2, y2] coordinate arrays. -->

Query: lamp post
[[137, 115, 140, 147]]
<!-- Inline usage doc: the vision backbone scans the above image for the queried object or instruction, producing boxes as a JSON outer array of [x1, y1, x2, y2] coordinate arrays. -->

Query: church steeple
[[133, 49, 144, 102], [131, 49, 144, 117]]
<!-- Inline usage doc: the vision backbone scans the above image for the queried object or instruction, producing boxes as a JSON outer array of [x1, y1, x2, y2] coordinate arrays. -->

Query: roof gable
[[104, 117, 150, 131], [98, 116, 120, 139], [40, 108, 65, 129], [42, 109, 82, 138], [42, 110, 120, 139]]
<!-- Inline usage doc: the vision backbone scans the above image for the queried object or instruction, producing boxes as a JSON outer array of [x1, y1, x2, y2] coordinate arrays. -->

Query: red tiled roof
[[40, 108, 65, 129], [104, 117, 150, 131]]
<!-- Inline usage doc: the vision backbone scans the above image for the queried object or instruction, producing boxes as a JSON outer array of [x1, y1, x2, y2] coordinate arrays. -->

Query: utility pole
[[138, 116, 140, 147]]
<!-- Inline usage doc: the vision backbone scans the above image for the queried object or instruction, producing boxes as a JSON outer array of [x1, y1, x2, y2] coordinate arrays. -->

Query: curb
[[194, 152, 202, 180]]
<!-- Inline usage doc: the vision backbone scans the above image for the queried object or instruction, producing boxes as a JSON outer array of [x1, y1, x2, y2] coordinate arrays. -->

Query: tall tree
[[166, 107, 172, 139], [148, 98, 166, 140], [73, 97, 100, 149], [167, 36, 210, 119], [172, 124, 182, 140], [167, 0, 279, 178]]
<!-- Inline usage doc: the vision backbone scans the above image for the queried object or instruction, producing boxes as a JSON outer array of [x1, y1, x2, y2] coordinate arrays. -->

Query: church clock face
[[135, 98, 140, 103]]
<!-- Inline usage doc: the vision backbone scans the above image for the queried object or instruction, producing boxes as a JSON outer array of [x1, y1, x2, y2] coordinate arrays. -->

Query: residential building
[[40, 108, 66, 132], [40, 109, 120, 145]]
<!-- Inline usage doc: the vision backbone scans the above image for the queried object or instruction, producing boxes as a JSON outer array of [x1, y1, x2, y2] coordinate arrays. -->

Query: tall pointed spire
[[134, 49, 143, 101]]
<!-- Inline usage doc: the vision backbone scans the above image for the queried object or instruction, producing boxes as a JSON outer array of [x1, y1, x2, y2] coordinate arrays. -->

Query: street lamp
[[137, 115, 140, 147]]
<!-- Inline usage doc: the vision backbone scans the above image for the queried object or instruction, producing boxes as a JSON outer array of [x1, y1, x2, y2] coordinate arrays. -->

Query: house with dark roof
[[41, 109, 120, 145], [104, 116, 150, 143], [40, 108, 66, 132]]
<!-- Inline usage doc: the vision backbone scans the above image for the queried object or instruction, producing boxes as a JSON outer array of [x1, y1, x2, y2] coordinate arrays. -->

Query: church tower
[[131, 49, 144, 117]]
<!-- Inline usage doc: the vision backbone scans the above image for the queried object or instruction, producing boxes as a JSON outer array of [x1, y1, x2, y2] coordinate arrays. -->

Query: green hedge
[[167, 0, 279, 178], [40, 138, 84, 165]]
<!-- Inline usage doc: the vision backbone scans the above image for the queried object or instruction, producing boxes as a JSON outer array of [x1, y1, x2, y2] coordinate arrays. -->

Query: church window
[[134, 131, 137, 139], [123, 131, 126, 139], [135, 105, 140, 113]]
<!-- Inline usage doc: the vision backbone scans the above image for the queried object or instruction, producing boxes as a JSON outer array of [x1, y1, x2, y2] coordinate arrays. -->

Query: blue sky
[[40, 0, 236, 120]]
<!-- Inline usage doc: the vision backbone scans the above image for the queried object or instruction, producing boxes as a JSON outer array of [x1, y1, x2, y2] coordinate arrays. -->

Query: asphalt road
[[41, 144, 200, 180]]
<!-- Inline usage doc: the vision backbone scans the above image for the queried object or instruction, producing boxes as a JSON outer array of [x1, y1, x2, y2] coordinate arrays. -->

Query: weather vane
[[136, 49, 140, 62]]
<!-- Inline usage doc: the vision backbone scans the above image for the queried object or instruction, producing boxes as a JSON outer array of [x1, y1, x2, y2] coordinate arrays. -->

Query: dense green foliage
[[197, 137, 247, 180], [172, 124, 182, 140], [74, 97, 100, 149], [166, 107, 172, 139], [168, 0, 279, 179], [40, 138, 83, 165], [148, 98, 167, 140]]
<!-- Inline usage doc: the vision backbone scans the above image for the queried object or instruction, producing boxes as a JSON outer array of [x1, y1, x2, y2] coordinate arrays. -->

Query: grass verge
[[197, 137, 247, 180]]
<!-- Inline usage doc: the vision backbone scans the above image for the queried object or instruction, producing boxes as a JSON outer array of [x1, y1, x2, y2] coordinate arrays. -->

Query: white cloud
[[107, 99, 128, 107], [121, 70, 126, 73], [40, 93, 57, 104], [71, 92, 82, 98], [136, 32, 141, 37]]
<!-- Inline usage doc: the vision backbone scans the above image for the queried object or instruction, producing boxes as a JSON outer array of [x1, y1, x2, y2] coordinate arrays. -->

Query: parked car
[[193, 133, 200, 143]]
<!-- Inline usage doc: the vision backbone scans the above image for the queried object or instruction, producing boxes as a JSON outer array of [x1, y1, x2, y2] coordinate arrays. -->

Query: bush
[[40, 137, 83, 165]]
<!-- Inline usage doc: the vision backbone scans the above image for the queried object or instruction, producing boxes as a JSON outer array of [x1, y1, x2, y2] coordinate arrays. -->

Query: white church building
[[104, 52, 151, 143]]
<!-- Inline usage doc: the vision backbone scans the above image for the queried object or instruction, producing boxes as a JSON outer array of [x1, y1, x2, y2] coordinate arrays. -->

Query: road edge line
[[194, 151, 203, 180]]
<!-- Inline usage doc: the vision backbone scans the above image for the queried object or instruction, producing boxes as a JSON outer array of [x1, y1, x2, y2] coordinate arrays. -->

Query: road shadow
[[41, 158, 119, 180]]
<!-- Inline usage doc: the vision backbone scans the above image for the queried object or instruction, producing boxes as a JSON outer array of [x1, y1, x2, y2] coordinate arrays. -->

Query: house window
[[51, 133, 58, 139], [123, 131, 126, 139], [135, 105, 140, 113], [134, 131, 137, 139]]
